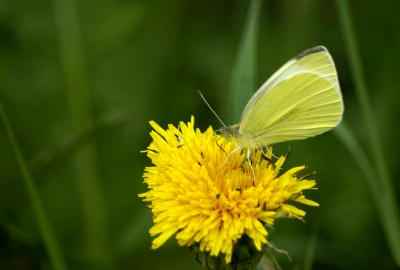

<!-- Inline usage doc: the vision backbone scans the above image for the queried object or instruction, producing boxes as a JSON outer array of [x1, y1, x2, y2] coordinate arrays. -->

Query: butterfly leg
[[261, 148, 266, 156], [221, 146, 242, 168], [258, 144, 276, 169], [221, 146, 256, 184], [265, 145, 278, 159], [215, 136, 227, 154]]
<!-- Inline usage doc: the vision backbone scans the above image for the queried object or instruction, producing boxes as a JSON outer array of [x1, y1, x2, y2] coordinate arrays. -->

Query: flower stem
[[0, 104, 68, 270]]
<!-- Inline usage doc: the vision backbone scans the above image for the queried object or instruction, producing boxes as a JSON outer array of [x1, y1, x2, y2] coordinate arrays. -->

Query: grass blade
[[0, 104, 68, 270], [303, 219, 321, 270], [29, 109, 134, 174], [334, 122, 383, 206], [52, 0, 113, 266], [335, 0, 400, 265], [230, 0, 262, 121]]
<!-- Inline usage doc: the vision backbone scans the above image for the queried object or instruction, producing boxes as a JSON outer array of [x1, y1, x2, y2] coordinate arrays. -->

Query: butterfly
[[201, 46, 343, 176]]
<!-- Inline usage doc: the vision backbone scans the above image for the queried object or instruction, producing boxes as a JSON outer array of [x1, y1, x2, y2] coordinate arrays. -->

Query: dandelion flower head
[[139, 116, 319, 263]]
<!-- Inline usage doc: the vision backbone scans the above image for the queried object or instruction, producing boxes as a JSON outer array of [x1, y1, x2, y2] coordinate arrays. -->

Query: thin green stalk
[[0, 104, 68, 270], [29, 109, 134, 174], [52, 0, 113, 266], [335, 0, 400, 265], [303, 219, 321, 270], [230, 0, 262, 121], [334, 122, 383, 208]]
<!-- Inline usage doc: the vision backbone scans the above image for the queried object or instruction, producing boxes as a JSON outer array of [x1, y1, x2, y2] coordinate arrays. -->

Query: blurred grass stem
[[303, 218, 321, 270], [52, 0, 113, 266], [0, 104, 68, 270], [336, 0, 400, 265], [29, 109, 134, 174], [230, 0, 262, 121], [334, 122, 383, 210]]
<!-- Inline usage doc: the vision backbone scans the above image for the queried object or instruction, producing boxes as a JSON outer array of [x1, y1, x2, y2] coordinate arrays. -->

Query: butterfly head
[[220, 125, 241, 140]]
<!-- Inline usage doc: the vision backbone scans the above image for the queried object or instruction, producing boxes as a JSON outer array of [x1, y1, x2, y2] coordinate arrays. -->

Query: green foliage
[[0, 1, 400, 269]]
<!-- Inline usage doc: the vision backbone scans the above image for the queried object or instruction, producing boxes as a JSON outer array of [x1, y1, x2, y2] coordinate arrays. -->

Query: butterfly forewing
[[238, 46, 343, 146]]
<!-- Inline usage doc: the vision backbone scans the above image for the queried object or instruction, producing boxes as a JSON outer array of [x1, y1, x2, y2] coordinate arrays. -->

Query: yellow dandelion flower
[[139, 116, 319, 264]]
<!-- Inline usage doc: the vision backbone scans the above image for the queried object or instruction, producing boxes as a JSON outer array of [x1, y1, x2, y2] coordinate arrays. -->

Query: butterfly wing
[[239, 46, 343, 146]]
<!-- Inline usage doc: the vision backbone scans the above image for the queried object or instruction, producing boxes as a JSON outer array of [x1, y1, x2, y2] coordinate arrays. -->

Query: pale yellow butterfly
[[200, 46, 343, 173]]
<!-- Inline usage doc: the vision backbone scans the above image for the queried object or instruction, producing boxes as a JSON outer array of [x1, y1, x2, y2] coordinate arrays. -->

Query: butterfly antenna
[[197, 90, 226, 127]]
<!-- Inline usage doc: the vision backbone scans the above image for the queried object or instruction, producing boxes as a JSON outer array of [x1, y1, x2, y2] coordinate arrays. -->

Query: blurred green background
[[1, 0, 400, 269]]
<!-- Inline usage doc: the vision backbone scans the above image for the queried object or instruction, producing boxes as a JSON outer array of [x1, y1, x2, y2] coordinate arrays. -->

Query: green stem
[[52, 0, 113, 266], [303, 218, 321, 270], [335, 0, 400, 265], [334, 122, 383, 207], [0, 104, 68, 270], [29, 109, 134, 174], [230, 0, 262, 122]]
